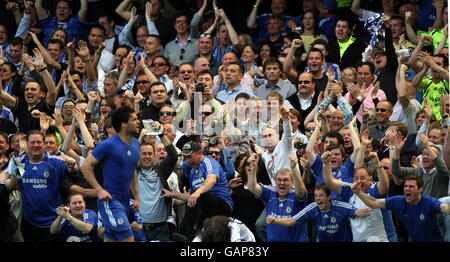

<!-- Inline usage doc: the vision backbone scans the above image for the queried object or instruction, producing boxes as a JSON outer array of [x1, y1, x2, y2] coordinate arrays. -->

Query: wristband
[[67, 215, 73, 222], [38, 66, 47, 72], [158, 133, 164, 138], [376, 165, 383, 169], [82, 59, 90, 63]]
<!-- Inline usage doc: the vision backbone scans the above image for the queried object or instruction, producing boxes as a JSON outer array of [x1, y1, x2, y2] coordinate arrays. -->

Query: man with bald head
[[368, 100, 394, 141], [194, 57, 211, 76], [287, 72, 320, 128]]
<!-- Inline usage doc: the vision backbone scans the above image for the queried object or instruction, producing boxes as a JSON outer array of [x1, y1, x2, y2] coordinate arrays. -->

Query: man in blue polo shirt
[[352, 174, 450, 242], [81, 106, 140, 242], [177, 141, 233, 241], [216, 62, 253, 104]]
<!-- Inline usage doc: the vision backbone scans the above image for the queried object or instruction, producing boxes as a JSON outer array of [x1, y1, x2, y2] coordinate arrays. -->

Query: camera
[[294, 140, 306, 149], [209, 137, 218, 146], [196, 83, 205, 92]]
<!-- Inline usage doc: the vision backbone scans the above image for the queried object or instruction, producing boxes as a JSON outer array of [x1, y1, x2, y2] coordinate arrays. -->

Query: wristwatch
[[356, 95, 363, 102], [66, 215, 73, 222]]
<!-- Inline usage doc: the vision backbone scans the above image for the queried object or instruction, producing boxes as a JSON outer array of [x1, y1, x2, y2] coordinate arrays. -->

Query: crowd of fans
[[0, 0, 449, 243]]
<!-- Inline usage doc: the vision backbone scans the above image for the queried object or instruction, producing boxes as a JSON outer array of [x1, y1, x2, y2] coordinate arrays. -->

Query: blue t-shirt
[[61, 209, 101, 242], [91, 135, 140, 200], [182, 156, 233, 209], [311, 154, 354, 201], [340, 182, 397, 242], [39, 13, 84, 47], [259, 184, 308, 242], [385, 194, 442, 242], [17, 152, 67, 227], [293, 200, 356, 242]]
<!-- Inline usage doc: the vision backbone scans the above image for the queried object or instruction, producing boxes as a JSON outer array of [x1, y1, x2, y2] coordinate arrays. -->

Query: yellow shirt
[[338, 36, 355, 58]]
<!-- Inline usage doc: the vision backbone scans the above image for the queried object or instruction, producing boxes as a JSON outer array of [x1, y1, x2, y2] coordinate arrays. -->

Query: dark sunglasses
[[180, 70, 193, 74], [298, 80, 311, 84], [199, 33, 212, 38], [376, 108, 387, 112], [201, 111, 213, 116], [151, 62, 167, 67], [136, 80, 149, 85], [305, 128, 315, 132], [207, 151, 220, 156], [180, 48, 185, 60], [160, 111, 175, 116]]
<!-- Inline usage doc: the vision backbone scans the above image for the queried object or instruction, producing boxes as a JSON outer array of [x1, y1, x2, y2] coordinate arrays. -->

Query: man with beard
[[81, 106, 141, 242]]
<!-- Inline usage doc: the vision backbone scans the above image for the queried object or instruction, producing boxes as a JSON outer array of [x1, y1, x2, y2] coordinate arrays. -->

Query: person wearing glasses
[[248, 152, 307, 242], [163, 14, 199, 67], [202, 135, 235, 181], [287, 72, 320, 128], [367, 101, 394, 142]]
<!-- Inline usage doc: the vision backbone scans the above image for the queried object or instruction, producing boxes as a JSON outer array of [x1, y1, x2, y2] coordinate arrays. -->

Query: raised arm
[[118, 50, 134, 87], [35, 0, 49, 20], [283, 39, 302, 83], [247, 154, 263, 197], [435, 25, 448, 55], [61, 119, 81, 164], [32, 48, 57, 106], [418, 51, 449, 80], [78, 0, 89, 22], [430, 0, 444, 30], [444, 123, 450, 170], [397, 63, 411, 109], [350, 0, 364, 18], [370, 152, 389, 196], [305, 114, 321, 165], [247, 0, 262, 29], [322, 151, 343, 195], [0, 78, 18, 110], [72, 108, 95, 150], [289, 155, 306, 200], [29, 32, 62, 71], [217, 9, 239, 46], [115, 0, 133, 21], [405, 11, 419, 45], [351, 180, 386, 209], [76, 40, 97, 84]]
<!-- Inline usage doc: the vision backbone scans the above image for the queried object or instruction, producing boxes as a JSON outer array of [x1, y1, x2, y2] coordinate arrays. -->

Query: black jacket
[[327, 36, 367, 70]]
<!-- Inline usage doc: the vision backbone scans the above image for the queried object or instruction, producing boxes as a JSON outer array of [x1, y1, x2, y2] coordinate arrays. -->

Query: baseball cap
[[371, 48, 387, 58], [179, 141, 202, 156], [115, 86, 129, 95]]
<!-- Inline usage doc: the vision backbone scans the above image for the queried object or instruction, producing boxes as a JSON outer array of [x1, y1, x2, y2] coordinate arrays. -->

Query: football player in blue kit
[[352, 174, 450, 242], [266, 183, 371, 242], [81, 106, 141, 242]]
